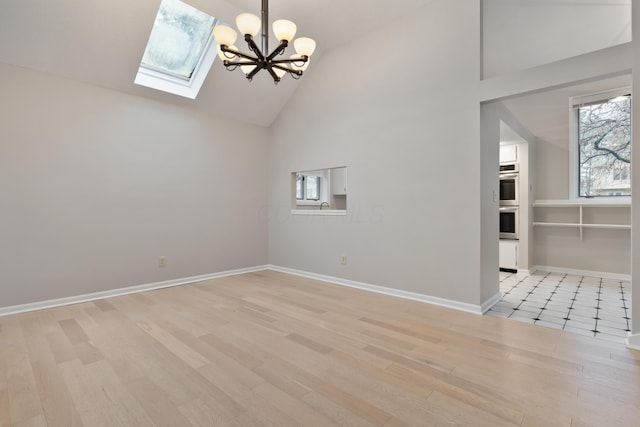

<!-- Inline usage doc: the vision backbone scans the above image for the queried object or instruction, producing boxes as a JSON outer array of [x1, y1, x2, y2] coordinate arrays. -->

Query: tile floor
[[487, 270, 632, 344]]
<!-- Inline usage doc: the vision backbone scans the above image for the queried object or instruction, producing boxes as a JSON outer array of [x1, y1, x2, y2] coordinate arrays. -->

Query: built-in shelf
[[533, 199, 631, 239]]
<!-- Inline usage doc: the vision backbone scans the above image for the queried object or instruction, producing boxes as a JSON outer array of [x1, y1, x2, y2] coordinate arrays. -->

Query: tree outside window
[[577, 94, 631, 197]]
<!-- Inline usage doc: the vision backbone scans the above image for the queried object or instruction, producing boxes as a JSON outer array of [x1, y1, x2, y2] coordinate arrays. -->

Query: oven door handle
[[499, 173, 519, 179], [499, 207, 518, 212]]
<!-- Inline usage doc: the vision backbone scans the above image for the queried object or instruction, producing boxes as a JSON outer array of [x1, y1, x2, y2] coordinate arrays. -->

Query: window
[[296, 173, 321, 201], [291, 167, 348, 214], [613, 169, 629, 181], [135, 0, 218, 99], [571, 89, 631, 198]]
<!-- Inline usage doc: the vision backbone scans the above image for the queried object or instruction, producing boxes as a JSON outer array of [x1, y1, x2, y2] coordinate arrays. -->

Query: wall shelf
[[533, 200, 631, 240]]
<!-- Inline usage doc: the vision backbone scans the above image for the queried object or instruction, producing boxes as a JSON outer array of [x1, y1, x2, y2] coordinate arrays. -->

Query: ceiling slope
[[0, 0, 426, 126]]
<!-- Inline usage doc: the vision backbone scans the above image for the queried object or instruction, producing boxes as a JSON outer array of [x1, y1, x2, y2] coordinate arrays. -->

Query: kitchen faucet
[[319, 202, 330, 210]]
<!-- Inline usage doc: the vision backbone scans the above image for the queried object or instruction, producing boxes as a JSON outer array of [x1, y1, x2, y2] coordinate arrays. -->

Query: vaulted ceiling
[[1, 0, 632, 140], [0, 0, 427, 127]]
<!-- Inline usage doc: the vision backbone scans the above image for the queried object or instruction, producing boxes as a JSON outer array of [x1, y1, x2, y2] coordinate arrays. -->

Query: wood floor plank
[[1, 317, 45, 424], [136, 320, 209, 369], [29, 361, 83, 427], [58, 319, 89, 345], [56, 359, 126, 427], [386, 361, 525, 425], [286, 332, 333, 354], [424, 390, 519, 426], [83, 359, 156, 427], [311, 355, 450, 426], [262, 355, 394, 426], [252, 382, 336, 426], [77, 309, 148, 383], [0, 389, 10, 427], [301, 391, 378, 427], [91, 299, 116, 312], [178, 397, 234, 427], [44, 331, 76, 364], [520, 413, 571, 427], [73, 341, 103, 365], [10, 414, 47, 427], [0, 269, 638, 426], [126, 376, 193, 427]]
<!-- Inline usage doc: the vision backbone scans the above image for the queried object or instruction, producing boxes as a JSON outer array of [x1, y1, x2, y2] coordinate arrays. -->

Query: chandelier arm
[[272, 56, 308, 65], [246, 63, 264, 81], [220, 45, 259, 62], [266, 67, 281, 83], [225, 60, 260, 67], [265, 40, 289, 61], [271, 63, 302, 77], [223, 63, 240, 71], [245, 35, 266, 61]]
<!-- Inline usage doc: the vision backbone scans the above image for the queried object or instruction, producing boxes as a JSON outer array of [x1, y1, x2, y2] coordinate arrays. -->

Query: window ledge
[[291, 210, 347, 216]]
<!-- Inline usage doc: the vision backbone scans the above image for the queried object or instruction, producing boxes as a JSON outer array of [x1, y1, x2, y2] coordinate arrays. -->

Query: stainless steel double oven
[[499, 163, 519, 239]]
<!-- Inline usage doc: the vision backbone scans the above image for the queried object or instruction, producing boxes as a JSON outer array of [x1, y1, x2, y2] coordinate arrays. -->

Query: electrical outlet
[[159, 256, 166, 268], [341, 255, 347, 265]]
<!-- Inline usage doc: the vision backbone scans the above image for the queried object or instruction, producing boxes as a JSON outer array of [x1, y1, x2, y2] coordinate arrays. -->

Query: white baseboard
[[480, 291, 503, 314], [626, 333, 640, 351], [267, 265, 486, 315], [530, 265, 631, 282], [0, 265, 269, 318], [10, 264, 617, 320]]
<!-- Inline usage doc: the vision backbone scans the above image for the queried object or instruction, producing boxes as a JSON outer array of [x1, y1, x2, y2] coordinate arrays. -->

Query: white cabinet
[[331, 167, 347, 195], [499, 240, 518, 270], [500, 144, 518, 164]]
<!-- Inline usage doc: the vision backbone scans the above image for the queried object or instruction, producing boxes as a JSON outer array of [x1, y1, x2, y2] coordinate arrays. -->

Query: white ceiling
[[0, 0, 427, 127], [2, 0, 630, 136]]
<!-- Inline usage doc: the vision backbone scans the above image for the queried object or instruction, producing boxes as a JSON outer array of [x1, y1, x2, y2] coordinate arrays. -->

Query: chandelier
[[212, 0, 316, 83]]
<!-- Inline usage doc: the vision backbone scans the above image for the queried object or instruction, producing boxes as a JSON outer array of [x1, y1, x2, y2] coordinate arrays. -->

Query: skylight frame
[[135, 0, 219, 99]]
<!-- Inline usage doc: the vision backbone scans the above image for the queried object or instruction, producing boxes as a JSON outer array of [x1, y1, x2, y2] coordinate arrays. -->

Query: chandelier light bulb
[[294, 37, 316, 57], [241, 64, 256, 75], [236, 13, 261, 36], [272, 19, 297, 42], [213, 25, 238, 47]]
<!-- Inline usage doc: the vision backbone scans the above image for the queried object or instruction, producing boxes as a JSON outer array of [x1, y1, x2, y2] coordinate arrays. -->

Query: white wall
[[0, 63, 269, 308], [268, 1, 494, 308], [533, 138, 631, 276], [482, 0, 631, 79]]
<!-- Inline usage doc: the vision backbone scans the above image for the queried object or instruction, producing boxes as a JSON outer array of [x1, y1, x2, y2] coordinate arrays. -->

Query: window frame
[[296, 173, 322, 203], [569, 87, 632, 200], [134, 0, 218, 99]]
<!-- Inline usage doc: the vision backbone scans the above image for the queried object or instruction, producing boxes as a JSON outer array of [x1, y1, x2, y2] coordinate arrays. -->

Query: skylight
[[135, 0, 218, 99]]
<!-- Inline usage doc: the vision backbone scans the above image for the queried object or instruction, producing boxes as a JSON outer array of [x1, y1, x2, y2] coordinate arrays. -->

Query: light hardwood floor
[[1, 270, 639, 426]]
